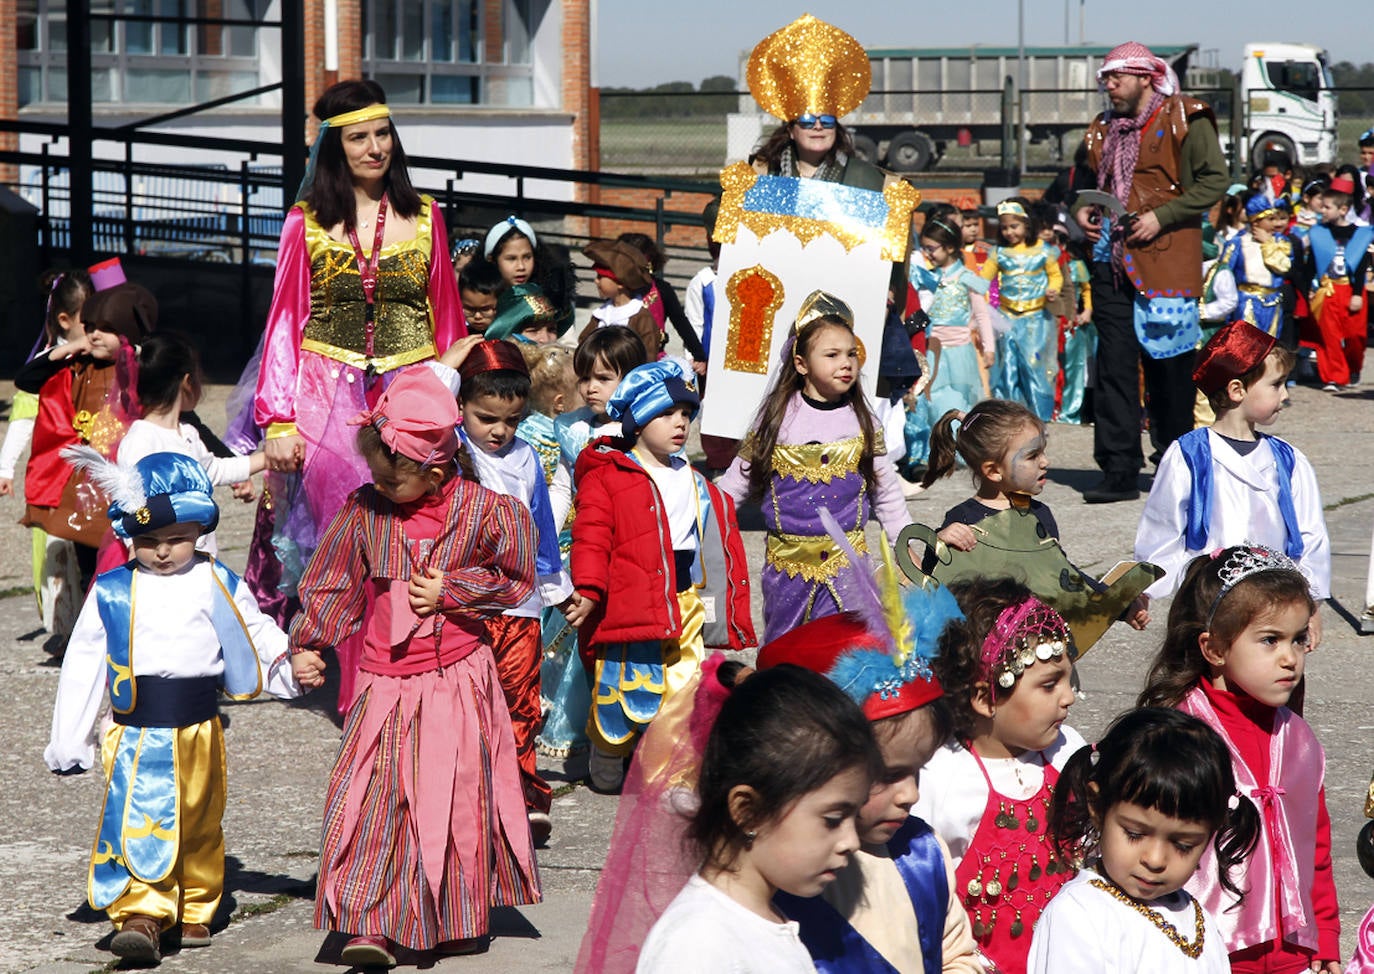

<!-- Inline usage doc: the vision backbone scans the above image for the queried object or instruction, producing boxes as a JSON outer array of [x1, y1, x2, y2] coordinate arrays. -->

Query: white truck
[[726, 42, 1338, 172]]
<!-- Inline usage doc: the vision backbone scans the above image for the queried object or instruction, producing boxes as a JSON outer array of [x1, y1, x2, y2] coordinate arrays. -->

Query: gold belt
[[300, 337, 436, 374], [766, 529, 867, 582], [1000, 296, 1047, 315]]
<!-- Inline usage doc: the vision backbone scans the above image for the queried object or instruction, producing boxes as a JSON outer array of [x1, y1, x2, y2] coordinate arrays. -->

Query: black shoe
[[1083, 478, 1140, 504]]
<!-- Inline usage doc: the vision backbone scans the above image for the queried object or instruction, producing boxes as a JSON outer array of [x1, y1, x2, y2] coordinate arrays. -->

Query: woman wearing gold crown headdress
[[240, 79, 465, 710], [746, 15, 887, 191]]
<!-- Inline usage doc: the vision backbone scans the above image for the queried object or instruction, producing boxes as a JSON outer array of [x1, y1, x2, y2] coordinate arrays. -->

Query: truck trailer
[[726, 42, 1337, 172]]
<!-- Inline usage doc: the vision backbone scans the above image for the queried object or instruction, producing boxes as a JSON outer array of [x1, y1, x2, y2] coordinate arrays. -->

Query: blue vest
[[776, 817, 949, 974], [1307, 223, 1374, 282], [88, 557, 262, 910], [1176, 429, 1303, 558]]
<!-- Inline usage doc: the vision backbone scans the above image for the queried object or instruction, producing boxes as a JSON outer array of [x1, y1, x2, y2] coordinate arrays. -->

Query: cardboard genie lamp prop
[[895, 505, 1164, 654]]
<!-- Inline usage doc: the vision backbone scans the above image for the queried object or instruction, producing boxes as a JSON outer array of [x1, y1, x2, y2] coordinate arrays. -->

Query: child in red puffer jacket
[[565, 357, 754, 792]]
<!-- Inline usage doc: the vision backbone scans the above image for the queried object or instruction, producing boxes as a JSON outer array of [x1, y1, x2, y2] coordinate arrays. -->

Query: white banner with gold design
[[700, 162, 919, 439]]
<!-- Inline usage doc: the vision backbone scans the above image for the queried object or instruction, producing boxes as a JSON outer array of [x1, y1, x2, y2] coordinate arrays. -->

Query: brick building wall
[[0, 0, 17, 186]]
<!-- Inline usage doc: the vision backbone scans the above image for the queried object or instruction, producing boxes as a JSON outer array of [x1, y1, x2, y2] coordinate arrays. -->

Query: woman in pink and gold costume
[[245, 79, 464, 707]]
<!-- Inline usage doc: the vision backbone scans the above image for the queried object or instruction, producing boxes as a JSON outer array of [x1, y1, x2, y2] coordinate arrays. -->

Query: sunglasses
[[794, 114, 837, 130]]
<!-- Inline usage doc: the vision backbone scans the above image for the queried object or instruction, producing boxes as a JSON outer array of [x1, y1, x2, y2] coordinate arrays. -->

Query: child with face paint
[[921, 398, 1056, 548], [921, 397, 1149, 630]]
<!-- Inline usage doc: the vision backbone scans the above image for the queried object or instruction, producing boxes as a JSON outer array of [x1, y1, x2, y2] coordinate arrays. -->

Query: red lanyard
[[345, 195, 389, 361]]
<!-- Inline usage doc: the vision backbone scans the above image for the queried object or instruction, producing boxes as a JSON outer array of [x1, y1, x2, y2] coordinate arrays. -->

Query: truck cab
[[1242, 42, 1337, 168]]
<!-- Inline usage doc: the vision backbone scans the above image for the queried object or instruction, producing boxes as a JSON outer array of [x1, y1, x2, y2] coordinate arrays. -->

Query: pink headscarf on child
[[350, 367, 459, 466]]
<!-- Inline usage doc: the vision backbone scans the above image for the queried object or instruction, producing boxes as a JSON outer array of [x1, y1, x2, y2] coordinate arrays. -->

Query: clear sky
[[593, 1, 1361, 88]]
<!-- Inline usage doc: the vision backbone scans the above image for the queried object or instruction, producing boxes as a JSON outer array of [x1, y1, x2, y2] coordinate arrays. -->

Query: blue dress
[[989, 242, 1058, 421], [905, 261, 992, 468], [522, 408, 595, 757]]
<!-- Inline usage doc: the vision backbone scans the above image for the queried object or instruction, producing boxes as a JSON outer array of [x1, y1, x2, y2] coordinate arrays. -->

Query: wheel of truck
[[1251, 133, 1296, 171], [851, 134, 879, 164], [885, 131, 935, 172]]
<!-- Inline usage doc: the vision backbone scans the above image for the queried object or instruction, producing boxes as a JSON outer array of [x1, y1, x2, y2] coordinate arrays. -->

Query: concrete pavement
[[2, 367, 1373, 972]]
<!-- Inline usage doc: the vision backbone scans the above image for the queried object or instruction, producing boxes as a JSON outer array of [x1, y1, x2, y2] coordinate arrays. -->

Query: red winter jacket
[[572, 436, 755, 650]]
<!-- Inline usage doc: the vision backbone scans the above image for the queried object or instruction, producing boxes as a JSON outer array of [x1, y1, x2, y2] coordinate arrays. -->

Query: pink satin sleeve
[[254, 206, 311, 429], [970, 290, 995, 352], [426, 200, 466, 351]]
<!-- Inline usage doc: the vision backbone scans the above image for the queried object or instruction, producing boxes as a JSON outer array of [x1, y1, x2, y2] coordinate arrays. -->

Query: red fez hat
[[458, 338, 532, 384], [1329, 174, 1357, 196], [1192, 321, 1277, 394], [756, 613, 943, 721]]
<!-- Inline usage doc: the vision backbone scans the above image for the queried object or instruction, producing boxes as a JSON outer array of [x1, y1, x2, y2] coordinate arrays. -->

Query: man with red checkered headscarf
[[1073, 42, 1229, 503]]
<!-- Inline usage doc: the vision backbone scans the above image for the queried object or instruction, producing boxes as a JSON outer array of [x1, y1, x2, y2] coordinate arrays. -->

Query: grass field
[[600, 112, 1374, 179]]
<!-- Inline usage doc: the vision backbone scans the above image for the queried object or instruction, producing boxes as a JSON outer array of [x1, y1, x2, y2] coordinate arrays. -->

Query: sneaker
[[110, 915, 162, 964], [180, 922, 211, 948], [1360, 611, 1374, 636], [588, 746, 627, 793], [1322, 383, 1343, 392], [1082, 478, 1140, 504], [341, 935, 396, 968], [528, 810, 552, 847], [900, 478, 925, 500]]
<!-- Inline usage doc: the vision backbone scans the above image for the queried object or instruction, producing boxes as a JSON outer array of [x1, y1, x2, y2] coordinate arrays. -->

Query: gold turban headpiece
[[746, 14, 871, 123], [795, 290, 855, 332]]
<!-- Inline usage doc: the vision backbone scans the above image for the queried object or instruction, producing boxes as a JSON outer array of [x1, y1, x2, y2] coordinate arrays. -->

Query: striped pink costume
[[291, 474, 541, 948]]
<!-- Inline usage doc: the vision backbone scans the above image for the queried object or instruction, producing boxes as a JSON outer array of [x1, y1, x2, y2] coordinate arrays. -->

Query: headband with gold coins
[[296, 101, 394, 201], [746, 15, 871, 122]]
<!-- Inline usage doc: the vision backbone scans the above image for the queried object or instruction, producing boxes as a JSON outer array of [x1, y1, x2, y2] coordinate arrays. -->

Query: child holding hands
[[290, 367, 540, 966], [46, 451, 300, 965]]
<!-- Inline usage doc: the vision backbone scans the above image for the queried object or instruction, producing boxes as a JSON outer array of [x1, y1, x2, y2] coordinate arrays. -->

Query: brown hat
[[583, 240, 652, 293], [1192, 321, 1276, 394], [82, 282, 158, 342]]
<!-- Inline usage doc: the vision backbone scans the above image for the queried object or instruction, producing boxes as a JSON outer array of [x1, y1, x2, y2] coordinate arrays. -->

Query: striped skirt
[[314, 646, 541, 949]]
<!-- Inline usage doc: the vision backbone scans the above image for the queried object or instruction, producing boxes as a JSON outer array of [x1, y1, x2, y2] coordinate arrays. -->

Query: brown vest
[[1086, 95, 1216, 298]]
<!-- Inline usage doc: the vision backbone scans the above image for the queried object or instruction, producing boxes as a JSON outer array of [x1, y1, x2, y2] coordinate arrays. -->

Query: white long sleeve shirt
[[45, 560, 299, 773]]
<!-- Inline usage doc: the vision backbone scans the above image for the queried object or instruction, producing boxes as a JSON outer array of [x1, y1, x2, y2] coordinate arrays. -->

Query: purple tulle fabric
[[574, 653, 731, 974]]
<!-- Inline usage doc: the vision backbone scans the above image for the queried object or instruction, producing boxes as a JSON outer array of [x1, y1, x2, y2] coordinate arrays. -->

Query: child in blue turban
[[563, 358, 756, 791], [46, 449, 300, 965]]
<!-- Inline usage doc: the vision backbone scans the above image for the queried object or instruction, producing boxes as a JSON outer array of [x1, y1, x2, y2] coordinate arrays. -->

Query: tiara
[[980, 597, 1075, 699], [1207, 544, 1302, 625]]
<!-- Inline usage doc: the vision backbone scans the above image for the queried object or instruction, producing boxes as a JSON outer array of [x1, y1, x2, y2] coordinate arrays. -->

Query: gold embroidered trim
[[770, 435, 866, 482], [713, 162, 919, 261], [299, 338, 436, 374], [766, 529, 867, 582], [724, 265, 784, 374]]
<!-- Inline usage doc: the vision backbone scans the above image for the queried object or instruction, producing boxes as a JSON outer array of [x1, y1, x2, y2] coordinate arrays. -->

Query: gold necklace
[[1087, 877, 1205, 958]]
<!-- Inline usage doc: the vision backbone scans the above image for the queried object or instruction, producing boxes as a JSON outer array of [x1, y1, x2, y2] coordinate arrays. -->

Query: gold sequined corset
[[300, 202, 437, 373]]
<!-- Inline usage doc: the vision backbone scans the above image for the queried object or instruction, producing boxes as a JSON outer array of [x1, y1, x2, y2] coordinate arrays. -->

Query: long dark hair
[[304, 79, 423, 229], [688, 664, 880, 872], [1138, 548, 1313, 709], [743, 315, 880, 504], [136, 331, 202, 413], [753, 120, 855, 172], [1049, 708, 1260, 900], [38, 267, 93, 350]]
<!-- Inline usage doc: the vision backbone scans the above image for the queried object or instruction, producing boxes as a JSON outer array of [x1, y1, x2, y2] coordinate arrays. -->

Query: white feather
[[61, 445, 146, 512]]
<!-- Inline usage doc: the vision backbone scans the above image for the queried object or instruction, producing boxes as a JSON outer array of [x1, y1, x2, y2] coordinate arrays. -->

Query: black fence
[[0, 119, 721, 376]]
